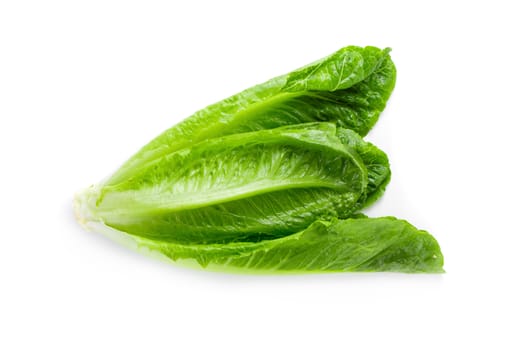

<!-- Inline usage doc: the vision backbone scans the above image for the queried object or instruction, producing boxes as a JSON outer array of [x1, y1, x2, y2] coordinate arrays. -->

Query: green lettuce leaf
[[106, 216, 443, 273], [106, 46, 396, 186], [78, 123, 390, 244]]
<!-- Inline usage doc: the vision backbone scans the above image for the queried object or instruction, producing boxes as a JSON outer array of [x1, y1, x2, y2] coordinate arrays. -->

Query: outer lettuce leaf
[[107, 46, 396, 185], [129, 217, 444, 273], [79, 123, 390, 244]]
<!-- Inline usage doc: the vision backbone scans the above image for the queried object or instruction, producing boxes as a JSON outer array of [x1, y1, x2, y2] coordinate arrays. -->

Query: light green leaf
[[79, 123, 389, 244]]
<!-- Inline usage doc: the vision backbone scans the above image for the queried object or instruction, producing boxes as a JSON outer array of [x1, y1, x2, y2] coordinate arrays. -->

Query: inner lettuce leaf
[[78, 123, 390, 244], [106, 46, 396, 186]]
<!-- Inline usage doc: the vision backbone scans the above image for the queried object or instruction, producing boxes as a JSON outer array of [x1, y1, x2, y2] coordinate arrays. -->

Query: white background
[[1, 1, 524, 349]]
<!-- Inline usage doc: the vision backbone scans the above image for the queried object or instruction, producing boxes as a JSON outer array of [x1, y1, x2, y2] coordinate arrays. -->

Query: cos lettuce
[[75, 46, 443, 273]]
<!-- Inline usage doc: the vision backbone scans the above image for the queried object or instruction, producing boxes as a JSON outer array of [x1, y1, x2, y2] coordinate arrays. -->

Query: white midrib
[[97, 177, 353, 218]]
